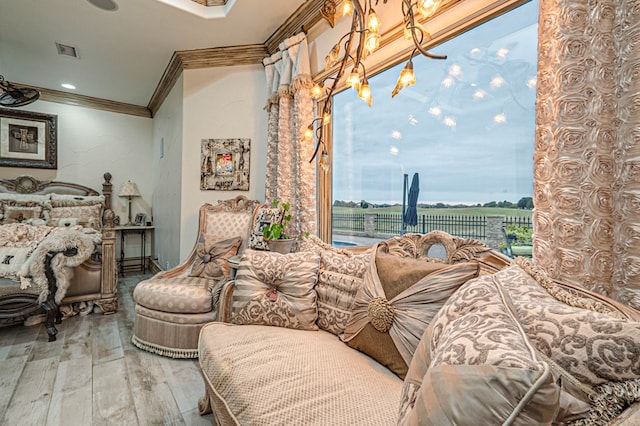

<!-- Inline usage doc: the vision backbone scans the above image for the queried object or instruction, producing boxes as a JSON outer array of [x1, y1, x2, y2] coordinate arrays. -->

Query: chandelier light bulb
[[318, 149, 330, 173], [323, 112, 332, 125], [392, 60, 416, 98], [303, 126, 314, 141], [418, 0, 442, 19], [341, 0, 353, 16], [358, 78, 372, 107], [346, 68, 361, 89], [365, 32, 381, 55], [367, 9, 381, 33], [311, 83, 323, 99], [404, 23, 430, 41]]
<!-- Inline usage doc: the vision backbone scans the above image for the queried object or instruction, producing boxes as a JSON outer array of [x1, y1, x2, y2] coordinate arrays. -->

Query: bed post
[[95, 171, 118, 314]]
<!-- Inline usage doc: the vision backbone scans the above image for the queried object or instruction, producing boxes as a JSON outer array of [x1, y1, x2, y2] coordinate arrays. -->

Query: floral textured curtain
[[263, 33, 317, 237], [534, 0, 640, 308]]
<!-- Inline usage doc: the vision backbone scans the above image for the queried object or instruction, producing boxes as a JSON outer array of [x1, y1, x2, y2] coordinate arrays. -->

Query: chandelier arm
[[311, 3, 364, 163], [405, 0, 447, 60]]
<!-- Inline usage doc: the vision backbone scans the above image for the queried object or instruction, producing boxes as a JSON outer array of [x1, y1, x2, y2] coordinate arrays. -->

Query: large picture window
[[330, 0, 539, 249]]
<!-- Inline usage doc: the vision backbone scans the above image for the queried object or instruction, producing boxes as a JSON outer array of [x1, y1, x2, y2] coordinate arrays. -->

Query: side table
[[115, 225, 155, 275]]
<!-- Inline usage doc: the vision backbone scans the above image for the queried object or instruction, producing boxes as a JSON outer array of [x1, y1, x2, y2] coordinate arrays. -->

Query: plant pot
[[266, 239, 297, 254]]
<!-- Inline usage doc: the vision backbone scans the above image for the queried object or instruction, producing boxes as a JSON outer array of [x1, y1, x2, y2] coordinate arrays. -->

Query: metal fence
[[332, 212, 532, 239]]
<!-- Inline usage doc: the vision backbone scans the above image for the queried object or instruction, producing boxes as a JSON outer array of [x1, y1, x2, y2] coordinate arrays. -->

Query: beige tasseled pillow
[[231, 250, 321, 330]]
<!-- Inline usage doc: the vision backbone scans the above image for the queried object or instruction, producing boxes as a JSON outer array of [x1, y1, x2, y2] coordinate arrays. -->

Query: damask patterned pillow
[[50, 194, 105, 207], [231, 249, 320, 330], [398, 274, 559, 425], [300, 235, 372, 335], [50, 204, 103, 229], [495, 262, 640, 388], [188, 234, 241, 281], [248, 203, 283, 250], [343, 244, 479, 379]]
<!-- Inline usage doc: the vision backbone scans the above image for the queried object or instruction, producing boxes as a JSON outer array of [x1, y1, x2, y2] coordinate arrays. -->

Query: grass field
[[332, 206, 533, 218]]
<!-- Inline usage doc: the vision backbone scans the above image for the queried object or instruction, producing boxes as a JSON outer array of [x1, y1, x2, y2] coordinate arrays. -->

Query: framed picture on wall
[[200, 138, 250, 191], [0, 108, 57, 169]]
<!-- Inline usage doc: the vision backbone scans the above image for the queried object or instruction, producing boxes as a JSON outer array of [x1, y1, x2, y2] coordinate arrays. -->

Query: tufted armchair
[[132, 195, 260, 358]]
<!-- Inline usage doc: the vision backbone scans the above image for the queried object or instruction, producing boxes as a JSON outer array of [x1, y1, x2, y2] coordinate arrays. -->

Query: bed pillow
[[49, 204, 103, 230], [50, 194, 105, 207], [343, 245, 479, 379], [188, 234, 241, 281], [398, 273, 559, 425], [231, 249, 320, 330], [0, 247, 31, 278], [300, 235, 372, 335], [0, 193, 51, 224]]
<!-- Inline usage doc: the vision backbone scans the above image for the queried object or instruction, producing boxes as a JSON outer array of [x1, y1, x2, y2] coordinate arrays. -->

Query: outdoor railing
[[332, 212, 532, 242]]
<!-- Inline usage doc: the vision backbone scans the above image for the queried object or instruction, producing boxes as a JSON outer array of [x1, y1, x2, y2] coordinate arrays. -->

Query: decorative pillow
[[398, 273, 559, 425], [248, 203, 284, 250], [0, 246, 31, 278], [231, 249, 320, 330], [50, 194, 105, 207], [496, 262, 640, 388], [49, 204, 103, 229], [0, 193, 51, 223], [47, 218, 89, 228], [3, 205, 46, 224], [343, 244, 479, 379], [188, 234, 242, 281], [300, 235, 373, 335]]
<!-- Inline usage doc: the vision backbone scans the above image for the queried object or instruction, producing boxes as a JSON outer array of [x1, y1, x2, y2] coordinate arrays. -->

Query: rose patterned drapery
[[534, 0, 640, 308], [263, 33, 317, 237]]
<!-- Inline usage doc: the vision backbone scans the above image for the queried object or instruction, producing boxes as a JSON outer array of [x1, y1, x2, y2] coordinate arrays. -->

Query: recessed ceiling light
[[61, 83, 76, 90], [87, 0, 118, 11]]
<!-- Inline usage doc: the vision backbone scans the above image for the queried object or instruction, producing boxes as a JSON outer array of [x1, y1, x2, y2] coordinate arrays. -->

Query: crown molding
[[147, 53, 184, 117], [147, 0, 327, 116], [22, 85, 152, 118], [190, 0, 227, 5], [264, 0, 325, 54], [178, 44, 268, 69]]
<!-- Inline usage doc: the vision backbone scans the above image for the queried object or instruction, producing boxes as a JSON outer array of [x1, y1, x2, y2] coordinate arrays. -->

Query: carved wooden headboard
[[0, 172, 113, 211]]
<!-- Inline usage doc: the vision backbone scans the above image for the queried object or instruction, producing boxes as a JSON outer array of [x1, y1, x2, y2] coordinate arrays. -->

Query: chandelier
[[306, 0, 448, 168]]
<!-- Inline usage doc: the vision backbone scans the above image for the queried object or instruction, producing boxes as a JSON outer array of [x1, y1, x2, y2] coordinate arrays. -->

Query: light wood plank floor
[[0, 274, 215, 426]]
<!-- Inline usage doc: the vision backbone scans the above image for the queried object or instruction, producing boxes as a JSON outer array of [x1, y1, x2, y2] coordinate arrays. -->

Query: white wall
[[179, 65, 268, 259], [0, 101, 154, 221], [152, 74, 185, 269]]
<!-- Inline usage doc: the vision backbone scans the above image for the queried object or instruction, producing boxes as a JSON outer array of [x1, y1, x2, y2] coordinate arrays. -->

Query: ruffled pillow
[[188, 234, 242, 281], [343, 244, 479, 379]]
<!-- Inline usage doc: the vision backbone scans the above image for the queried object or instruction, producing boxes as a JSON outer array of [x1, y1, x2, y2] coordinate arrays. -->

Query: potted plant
[[262, 200, 297, 254]]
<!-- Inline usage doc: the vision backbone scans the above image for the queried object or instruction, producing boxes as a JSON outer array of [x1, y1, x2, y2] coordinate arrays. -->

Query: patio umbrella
[[404, 173, 419, 227]]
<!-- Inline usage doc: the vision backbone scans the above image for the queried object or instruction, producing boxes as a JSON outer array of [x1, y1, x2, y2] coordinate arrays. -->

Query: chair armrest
[[216, 280, 236, 323]]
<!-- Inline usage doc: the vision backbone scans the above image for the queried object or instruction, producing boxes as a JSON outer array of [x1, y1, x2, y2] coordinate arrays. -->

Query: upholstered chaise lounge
[[132, 195, 259, 358]]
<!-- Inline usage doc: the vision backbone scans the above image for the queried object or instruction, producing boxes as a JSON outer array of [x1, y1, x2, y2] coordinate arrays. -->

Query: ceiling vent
[[55, 42, 80, 59]]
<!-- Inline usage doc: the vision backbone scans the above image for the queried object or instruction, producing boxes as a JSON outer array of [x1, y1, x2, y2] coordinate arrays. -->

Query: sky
[[332, 0, 539, 205]]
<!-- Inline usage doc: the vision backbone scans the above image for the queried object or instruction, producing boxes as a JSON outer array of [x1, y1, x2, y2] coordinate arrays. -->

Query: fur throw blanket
[[18, 229, 97, 303]]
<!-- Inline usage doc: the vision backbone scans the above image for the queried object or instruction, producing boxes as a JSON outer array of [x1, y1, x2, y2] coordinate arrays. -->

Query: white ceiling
[[0, 0, 306, 107]]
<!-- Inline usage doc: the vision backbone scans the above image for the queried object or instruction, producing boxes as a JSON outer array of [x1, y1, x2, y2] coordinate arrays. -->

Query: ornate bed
[[0, 173, 118, 340]]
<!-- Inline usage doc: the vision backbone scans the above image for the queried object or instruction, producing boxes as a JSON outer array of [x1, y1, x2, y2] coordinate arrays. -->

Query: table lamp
[[119, 180, 141, 226]]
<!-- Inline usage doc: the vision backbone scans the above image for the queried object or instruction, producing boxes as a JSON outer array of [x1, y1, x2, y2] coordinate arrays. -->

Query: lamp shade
[[119, 180, 141, 197]]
